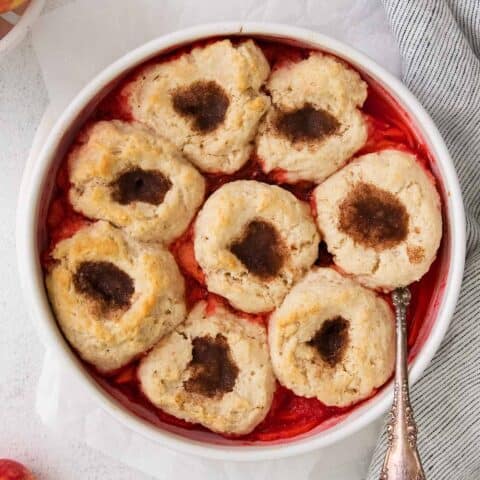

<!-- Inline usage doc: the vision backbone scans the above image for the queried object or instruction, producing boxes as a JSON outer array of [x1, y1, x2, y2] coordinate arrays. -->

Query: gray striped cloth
[[367, 1, 480, 479]]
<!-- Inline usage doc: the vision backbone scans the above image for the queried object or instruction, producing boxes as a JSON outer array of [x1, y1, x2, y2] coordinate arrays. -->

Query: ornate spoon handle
[[380, 287, 426, 480]]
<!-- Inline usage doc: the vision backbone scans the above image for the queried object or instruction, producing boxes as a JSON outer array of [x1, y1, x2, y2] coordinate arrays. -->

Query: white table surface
[[0, 1, 157, 477], [0, 1, 388, 478]]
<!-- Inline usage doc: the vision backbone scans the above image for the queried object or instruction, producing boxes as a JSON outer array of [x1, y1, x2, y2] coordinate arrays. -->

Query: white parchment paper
[[30, 1, 401, 478]]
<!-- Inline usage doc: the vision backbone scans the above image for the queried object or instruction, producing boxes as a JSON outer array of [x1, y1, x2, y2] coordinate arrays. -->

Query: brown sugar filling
[[338, 182, 409, 250], [230, 220, 285, 279], [74, 261, 134, 309], [308, 316, 350, 367], [111, 168, 172, 206], [172, 80, 229, 133], [407, 245, 425, 264], [275, 104, 340, 143], [184, 334, 239, 398]]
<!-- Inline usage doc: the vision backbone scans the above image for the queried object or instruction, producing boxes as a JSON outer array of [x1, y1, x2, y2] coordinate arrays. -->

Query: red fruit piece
[[0, 459, 35, 480], [0, 0, 28, 14]]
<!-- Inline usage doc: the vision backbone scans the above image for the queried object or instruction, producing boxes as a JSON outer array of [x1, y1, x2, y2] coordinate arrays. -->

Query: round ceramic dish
[[16, 23, 465, 461]]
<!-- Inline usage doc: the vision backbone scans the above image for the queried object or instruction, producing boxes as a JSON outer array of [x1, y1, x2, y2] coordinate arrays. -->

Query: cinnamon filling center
[[111, 168, 172, 205], [74, 261, 134, 309], [339, 182, 409, 250], [230, 220, 284, 278], [308, 316, 350, 367], [275, 104, 340, 143], [172, 80, 229, 133], [184, 334, 239, 398]]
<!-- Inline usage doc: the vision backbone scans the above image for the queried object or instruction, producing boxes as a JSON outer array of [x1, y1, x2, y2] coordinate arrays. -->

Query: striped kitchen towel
[[368, 1, 480, 479]]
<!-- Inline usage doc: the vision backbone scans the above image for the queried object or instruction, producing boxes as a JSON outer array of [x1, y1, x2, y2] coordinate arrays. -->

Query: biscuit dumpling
[[256, 53, 368, 183], [138, 301, 276, 435], [45, 221, 186, 372], [194, 180, 320, 313], [69, 120, 205, 244], [125, 39, 271, 174], [313, 149, 442, 291], [269, 268, 395, 407]]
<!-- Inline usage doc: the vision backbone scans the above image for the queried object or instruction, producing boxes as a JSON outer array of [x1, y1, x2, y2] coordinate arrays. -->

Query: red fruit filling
[[42, 38, 445, 444]]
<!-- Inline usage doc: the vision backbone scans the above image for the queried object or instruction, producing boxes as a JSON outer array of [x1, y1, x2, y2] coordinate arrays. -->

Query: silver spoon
[[380, 287, 426, 480]]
